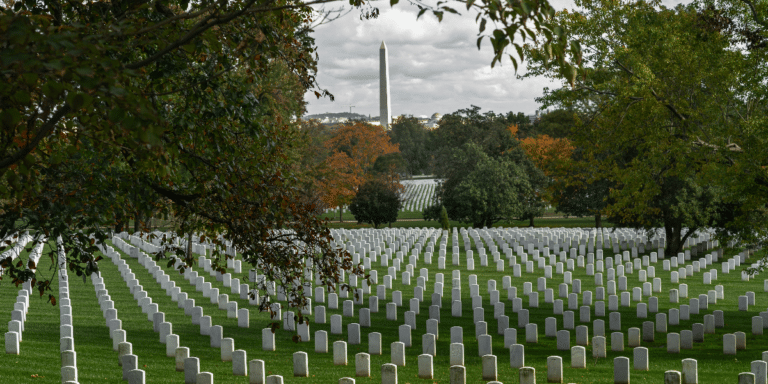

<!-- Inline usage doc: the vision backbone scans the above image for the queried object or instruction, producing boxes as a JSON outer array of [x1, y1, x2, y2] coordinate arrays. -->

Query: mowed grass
[[327, 218, 607, 230], [320, 209, 426, 222], [0, 243, 62, 383], [1, 231, 767, 383]]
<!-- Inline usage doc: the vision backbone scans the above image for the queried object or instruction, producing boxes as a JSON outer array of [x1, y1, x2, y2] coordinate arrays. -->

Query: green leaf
[[74, 67, 94, 77], [390, 0, 399, 6], [479, 18, 487, 34], [554, 26, 564, 38], [443, 6, 458, 14], [515, 44, 524, 62], [520, 0, 531, 14], [109, 108, 126, 123], [0, 109, 22, 129], [21, 73, 37, 87], [42, 81, 66, 99], [67, 92, 85, 109]]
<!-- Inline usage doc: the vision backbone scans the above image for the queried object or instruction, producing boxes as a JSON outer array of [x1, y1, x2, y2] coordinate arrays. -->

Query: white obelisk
[[380, 41, 392, 129]]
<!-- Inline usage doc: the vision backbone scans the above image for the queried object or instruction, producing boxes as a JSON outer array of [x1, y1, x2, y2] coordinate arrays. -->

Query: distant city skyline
[[304, 0, 690, 118]]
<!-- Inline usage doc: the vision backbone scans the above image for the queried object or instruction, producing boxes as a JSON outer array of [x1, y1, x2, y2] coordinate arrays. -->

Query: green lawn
[[320, 209, 428, 222], [1, 231, 767, 383], [327, 217, 606, 229]]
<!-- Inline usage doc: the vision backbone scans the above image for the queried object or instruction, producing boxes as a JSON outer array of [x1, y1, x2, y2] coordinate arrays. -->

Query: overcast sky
[[303, 0, 689, 118]]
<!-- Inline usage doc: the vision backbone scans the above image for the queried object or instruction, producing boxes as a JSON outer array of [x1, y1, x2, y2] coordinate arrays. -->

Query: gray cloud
[[305, 0, 690, 117]]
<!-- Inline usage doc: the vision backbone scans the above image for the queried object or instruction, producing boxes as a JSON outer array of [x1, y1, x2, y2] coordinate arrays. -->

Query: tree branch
[[143, 68, 230, 96], [126, 0, 262, 70], [739, 0, 768, 29], [0, 104, 72, 171], [126, 6, 215, 37], [125, 0, 348, 70]]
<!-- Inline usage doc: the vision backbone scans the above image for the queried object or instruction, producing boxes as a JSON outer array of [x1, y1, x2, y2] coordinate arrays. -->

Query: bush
[[349, 180, 402, 228]]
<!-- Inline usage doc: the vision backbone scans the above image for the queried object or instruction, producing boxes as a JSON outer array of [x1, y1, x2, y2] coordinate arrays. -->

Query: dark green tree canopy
[[524, 0, 768, 253], [438, 142, 531, 228], [0, 0, 584, 305], [432, 106, 519, 176], [388, 117, 431, 175], [349, 180, 402, 228]]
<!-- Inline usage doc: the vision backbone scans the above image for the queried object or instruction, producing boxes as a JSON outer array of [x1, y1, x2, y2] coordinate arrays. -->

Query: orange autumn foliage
[[507, 124, 519, 137], [319, 122, 400, 210], [519, 134, 574, 176]]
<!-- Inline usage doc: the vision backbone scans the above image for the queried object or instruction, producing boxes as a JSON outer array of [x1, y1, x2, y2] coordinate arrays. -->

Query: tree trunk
[[115, 212, 125, 233], [664, 221, 697, 256], [186, 232, 193, 260], [528, 215, 535, 227], [133, 213, 141, 233], [339, 206, 343, 223], [595, 212, 602, 228]]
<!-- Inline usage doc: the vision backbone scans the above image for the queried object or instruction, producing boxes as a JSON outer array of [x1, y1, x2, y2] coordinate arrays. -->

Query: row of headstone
[[55, 240, 81, 384], [59, 271, 80, 384], [107, 238, 269, 382], [399, 182, 436, 212], [111, 228, 748, 380], [0, 231, 32, 275], [5, 280, 30, 355], [114, 228, 760, 384]]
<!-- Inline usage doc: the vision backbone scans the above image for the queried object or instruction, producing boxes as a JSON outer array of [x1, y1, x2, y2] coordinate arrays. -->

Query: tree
[[318, 122, 400, 221], [422, 204, 442, 221], [524, 0, 768, 253], [439, 205, 451, 230], [550, 166, 614, 227], [432, 107, 549, 227], [371, 152, 406, 179], [0, 0, 372, 310], [431, 106, 519, 176], [438, 142, 530, 228], [389, 116, 431, 175], [533, 109, 578, 139], [518, 133, 574, 226], [505, 137, 550, 227], [0, 0, 582, 305], [504, 111, 537, 138], [349, 180, 402, 228]]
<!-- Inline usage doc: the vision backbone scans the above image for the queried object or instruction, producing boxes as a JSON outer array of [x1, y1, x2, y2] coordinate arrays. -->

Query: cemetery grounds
[[1, 226, 768, 383]]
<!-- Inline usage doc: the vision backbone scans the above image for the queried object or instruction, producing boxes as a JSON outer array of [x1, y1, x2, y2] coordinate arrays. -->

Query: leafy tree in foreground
[[524, 0, 768, 253], [0, 0, 370, 309], [0, 0, 582, 305], [349, 180, 402, 228]]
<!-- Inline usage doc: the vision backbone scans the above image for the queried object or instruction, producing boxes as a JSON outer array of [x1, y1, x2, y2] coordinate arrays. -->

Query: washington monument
[[380, 41, 392, 129]]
